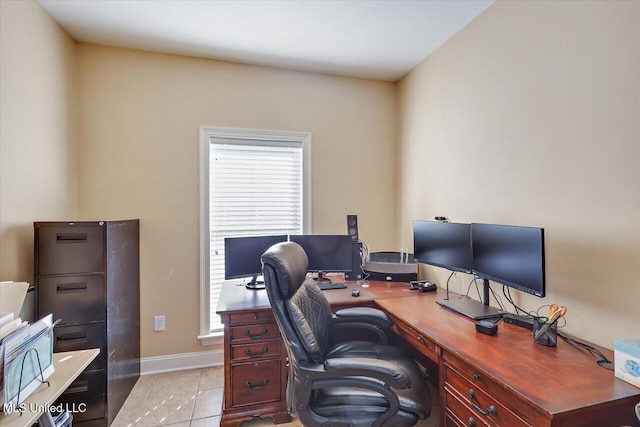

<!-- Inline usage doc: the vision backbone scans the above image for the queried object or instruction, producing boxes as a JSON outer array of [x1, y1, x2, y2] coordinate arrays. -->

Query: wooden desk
[[217, 281, 640, 427], [377, 291, 640, 426], [0, 349, 99, 427]]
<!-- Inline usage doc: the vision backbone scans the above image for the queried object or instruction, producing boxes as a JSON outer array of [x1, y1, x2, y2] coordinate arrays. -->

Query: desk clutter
[[1, 282, 57, 414], [0, 313, 56, 413]]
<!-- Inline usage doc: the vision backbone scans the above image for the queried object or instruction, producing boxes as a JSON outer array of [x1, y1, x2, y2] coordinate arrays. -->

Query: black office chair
[[261, 242, 431, 427]]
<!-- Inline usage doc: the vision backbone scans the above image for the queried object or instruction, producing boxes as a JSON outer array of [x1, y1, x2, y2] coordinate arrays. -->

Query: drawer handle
[[473, 374, 482, 381], [244, 328, 268, 339], [244, 379, 268, 390], [468, 417, 476, 427], [245, 346, 269, 358], [56, 332, 88, 344], [57, 282, 88, 293], [468, 389, 497, 416], [56, 233, 87, 243]]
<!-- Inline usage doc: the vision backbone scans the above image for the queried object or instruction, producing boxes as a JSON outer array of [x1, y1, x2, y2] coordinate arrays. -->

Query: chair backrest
[[261, 242, 334, 364]]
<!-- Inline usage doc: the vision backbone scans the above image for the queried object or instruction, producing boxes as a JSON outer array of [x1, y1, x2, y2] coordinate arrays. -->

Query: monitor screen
[[224, 235, 287, 280], [471, 223, 545, 297], [413, 221, 472, 273], [289, 235, 352, 272]]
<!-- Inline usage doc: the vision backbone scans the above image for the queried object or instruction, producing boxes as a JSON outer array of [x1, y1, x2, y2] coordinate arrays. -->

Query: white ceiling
[[38, 0, 494, 82]]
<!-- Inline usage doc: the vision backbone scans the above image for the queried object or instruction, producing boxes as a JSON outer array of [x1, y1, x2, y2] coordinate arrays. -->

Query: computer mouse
[[351, 289, 360, 297]]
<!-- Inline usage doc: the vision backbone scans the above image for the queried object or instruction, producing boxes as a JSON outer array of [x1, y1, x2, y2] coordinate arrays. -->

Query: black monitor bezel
[[412, 220, 473, 274], [289, 234, 353, 273], [471, 223, 546, 298], [224, 235, 288, 280]]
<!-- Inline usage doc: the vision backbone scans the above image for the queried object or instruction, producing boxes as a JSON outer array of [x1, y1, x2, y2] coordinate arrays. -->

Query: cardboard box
[[614, 339, 640, 389]]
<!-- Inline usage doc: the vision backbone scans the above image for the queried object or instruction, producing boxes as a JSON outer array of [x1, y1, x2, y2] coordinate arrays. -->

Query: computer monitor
[[225, 235, 287, 289], [413, 221, 472, 273], [471, 223, 545, 297], [289, 235, 352, 282]]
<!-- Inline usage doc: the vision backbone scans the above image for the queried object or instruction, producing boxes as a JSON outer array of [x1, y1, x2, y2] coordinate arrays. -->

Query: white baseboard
[[140, 349, 224, 375]]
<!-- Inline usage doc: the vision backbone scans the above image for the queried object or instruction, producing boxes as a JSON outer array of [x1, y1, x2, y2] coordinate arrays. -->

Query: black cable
[[558, 331, 613, 370], [502, 286, 531, 316], [464, 277, 475, 298], [445, 271, 454, 300], [489, 286, 506, 311]]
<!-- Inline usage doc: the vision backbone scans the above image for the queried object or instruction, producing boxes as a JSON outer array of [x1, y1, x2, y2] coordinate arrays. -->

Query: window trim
[[198, 126, 312, 343]]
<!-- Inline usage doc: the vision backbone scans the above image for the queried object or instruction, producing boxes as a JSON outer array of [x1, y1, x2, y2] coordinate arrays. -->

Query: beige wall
[[75, 44, 398, 357], [4, 0, 638, 359], [397, 0, 640, 349], [0, 0, 78, 283]]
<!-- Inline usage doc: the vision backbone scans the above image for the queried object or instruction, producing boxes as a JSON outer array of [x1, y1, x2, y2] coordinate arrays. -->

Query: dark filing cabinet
[[35, 220, 140, 427]]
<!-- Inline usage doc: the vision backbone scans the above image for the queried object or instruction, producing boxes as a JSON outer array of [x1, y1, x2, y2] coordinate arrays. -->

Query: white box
[[614, 339, 640, 389]]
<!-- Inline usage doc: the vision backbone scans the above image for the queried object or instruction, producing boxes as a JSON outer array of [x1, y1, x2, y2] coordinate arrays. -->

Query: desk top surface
[[377, 291, 640, 416], [0, 349, 99, 427], [216, 279, 415, 314]]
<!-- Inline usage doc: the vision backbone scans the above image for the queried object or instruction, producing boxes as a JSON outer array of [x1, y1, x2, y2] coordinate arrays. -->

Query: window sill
[[198, 330, 224, 346]]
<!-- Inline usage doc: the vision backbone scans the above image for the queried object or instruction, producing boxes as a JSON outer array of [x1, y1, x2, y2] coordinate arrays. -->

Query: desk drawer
[[229, 311, 275, 326], [393, 319, 439, 363], [444, 389, 490, 427], [230, 323, 280, 343], [446, 364, 530, 427], [231, 340, 281, 362], [231, 359, 281, 407], [444, 353, 534, 425]]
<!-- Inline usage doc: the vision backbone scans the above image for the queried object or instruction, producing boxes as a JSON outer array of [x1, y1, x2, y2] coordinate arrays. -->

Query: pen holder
[[533, 316, 558, 347]]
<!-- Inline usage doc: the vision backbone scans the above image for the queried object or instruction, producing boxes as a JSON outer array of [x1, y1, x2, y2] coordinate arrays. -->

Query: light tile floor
[[112, 367, 439, 426]]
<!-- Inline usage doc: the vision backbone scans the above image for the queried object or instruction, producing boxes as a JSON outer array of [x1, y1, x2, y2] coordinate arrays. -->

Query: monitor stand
[[437, 278, 504, 320], [245, 275, 265, 290], [437, 298, 504, 320], [313, 272, 332, 284]]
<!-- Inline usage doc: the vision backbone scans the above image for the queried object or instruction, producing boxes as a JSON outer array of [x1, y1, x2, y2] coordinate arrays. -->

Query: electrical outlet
[[154, 315, 165, 331]]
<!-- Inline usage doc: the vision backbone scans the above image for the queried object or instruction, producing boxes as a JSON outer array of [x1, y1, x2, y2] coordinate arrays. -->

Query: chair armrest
[[333, 308, 392, 343], [324, 357, 411, 389], [334, 307, 393, 329]]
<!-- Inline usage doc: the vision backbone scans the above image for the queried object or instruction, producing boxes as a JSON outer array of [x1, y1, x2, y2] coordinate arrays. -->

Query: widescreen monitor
[[471, 223, 545, 297], [413, 221, 472, 273], [225, 235, 287, 288], [289, 235, 352, 275]]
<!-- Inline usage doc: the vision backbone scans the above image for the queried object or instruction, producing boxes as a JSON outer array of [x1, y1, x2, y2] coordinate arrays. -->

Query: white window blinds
[[208, 138, 304, 330]]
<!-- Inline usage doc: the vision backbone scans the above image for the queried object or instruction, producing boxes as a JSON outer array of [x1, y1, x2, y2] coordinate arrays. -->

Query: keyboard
[[318, 282, 347, 290]]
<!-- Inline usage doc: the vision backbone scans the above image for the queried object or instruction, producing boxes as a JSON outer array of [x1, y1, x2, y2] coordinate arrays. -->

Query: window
[[199, 127, 311, 343]]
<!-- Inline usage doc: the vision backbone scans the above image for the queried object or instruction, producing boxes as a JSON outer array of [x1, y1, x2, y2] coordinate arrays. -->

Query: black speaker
[[345, 241, 364, 281], [347, 214, 358, 242]]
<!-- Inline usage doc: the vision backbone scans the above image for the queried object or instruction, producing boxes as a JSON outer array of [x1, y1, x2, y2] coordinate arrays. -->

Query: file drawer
[[37, 225, 105, 275], [38, 275, 105, 325], [57, 370, 106, 423], [231, 359, 282, 407], [54, 323, 107, 370]]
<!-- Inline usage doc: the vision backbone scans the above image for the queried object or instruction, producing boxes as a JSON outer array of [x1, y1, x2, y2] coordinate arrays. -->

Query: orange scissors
[[546, 303, 567, 323]]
